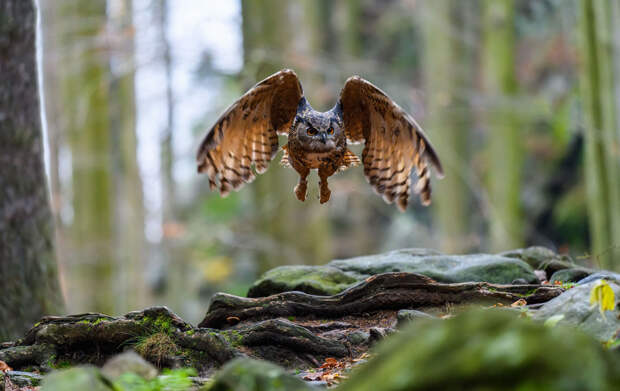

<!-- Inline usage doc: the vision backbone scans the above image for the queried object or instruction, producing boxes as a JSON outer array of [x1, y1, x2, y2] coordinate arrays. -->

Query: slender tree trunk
[[108, 0, 147, 310], [241, 0, 332, 272], [53, 0, 116, 313], [0, 0, 64, 341], [482, 0, 523, 251], [579, 0, 620, 270], [421, 1, 476, 252]]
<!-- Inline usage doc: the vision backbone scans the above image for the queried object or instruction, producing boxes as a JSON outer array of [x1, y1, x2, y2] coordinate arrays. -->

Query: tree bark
[[0, 0, 64, 341], [482, 0, 523, 251], [421, 1, 476, 252], [52, 0, 116, 313], [108, 0, 148, 311], [579, 0, 620, 270], [241, 0, 332, 272]]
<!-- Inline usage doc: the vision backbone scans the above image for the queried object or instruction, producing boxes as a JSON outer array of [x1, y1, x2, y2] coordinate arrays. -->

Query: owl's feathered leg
[[291, 164, 310, 202], [318, 166, 337, 204]]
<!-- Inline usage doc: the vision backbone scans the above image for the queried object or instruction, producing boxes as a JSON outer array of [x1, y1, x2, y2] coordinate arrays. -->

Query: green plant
[[134, 333, 178, 366], [114, 368, 197, 391]]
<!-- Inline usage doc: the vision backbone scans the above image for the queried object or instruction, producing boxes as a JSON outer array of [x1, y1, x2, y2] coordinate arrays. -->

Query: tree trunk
[[579, 0, 620, 270], [421, 1, 476, 252], [53, 0, 116, 313], [108, 0, 147, 310], [241, 0, 332, 272], [0, 0, 64, 341], [482, 0, 523, 251]]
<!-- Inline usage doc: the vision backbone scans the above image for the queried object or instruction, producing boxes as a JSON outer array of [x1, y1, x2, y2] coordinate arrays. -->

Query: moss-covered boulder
[[533, 280, 620, 341], [208, 357, 312, 391], [247, 265, 358, 297], [248, 248, 539, 297], [329, 250, 538, 284], [338, 309, 620, 391], [41, 367, 113, 391], [549, 267, 593, 283]]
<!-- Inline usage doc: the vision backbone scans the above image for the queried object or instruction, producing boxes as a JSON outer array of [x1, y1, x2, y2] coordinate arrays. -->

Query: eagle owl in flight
[[197, 69, 443, 211]]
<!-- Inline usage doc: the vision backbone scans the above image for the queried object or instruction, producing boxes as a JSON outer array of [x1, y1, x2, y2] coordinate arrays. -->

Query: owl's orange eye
[[307, 128, 318, 136], [327, 128, 334, 135]]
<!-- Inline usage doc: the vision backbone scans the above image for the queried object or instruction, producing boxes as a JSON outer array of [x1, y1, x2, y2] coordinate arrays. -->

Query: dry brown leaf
[[0, 360, 12, 372], [511, 299, 527, 307]]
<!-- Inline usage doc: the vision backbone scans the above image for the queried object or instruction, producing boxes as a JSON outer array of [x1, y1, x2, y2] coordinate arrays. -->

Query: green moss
[[185, 329, 195, 336], [138, 314, 174, 335], [52, 360, 72, 369], [216, 330, 244, 348], [134, 332, 179, 365]]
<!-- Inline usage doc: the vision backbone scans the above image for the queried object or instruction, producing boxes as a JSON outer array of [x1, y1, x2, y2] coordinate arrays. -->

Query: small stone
[[346, 331, 370, 346], [396, 309, 435, 328], [208, 357, 312, 391], [101, 350, 158, 381], [549, 268, 593, 284], [534, 270, 547, 283], [41, 366, 112, 391], [4, 370, 43, 388], [533, 280, 620, 341]]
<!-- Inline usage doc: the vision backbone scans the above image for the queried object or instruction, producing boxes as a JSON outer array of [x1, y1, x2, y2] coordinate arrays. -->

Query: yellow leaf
[[589, 280, 616, 319]]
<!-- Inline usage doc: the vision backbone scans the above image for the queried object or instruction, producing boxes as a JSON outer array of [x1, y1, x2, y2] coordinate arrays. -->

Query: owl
[[197, 69, 443, 211]]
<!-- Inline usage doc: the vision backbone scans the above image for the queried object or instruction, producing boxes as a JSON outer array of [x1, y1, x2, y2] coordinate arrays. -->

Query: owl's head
[[294, 98, 343, 152]]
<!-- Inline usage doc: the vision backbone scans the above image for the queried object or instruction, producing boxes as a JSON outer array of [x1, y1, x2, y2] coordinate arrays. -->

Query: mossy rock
[[249, 249, 539, 297], [208, 357, 312, 391], [247, 265, 358, 297], [549, 267, 593, 284], [339, 309, 620, 391], [501, 246, 577, 274], [533, 280, 620, 341], [329, 250, 538, 284], [41, 367, 113, 391]]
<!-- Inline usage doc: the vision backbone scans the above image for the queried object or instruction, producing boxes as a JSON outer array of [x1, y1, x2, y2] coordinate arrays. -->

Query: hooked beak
[[319, 132, 327, 143]]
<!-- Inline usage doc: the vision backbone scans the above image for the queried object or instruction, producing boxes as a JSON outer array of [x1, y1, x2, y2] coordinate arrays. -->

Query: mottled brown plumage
[[197, 69, 443, 211]]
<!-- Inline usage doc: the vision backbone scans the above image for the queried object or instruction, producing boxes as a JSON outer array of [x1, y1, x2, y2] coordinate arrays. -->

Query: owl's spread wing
[[197, 69, 303, 195], [339, 76, 443, 211]]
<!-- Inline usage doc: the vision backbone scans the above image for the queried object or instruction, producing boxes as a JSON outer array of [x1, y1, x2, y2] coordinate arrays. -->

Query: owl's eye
[[307, 128, 318, 136], [327, 128, 334, 135]]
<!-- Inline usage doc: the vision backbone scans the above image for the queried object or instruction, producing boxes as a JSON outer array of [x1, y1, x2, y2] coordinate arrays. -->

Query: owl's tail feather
[[338, 149, 361, 172], [280, 145, 291, 167]]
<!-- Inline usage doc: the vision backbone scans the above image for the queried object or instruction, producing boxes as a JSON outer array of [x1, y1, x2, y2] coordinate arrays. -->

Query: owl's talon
[[294, 182, 307, 202]]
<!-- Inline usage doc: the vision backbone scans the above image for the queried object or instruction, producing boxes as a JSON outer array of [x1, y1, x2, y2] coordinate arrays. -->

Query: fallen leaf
[[0, 360, 12, 372], [511, 299, 527, 307], [590, 279, 616, 319], [225, 316, 240, 325]]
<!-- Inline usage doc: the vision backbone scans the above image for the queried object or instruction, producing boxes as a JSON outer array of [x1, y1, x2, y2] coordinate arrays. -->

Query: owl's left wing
[[339, 76, 443, 211], [197, 69, 303, 196]]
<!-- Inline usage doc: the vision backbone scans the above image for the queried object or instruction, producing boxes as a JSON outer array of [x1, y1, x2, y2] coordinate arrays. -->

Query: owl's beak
[[319, 132, 327, 143]]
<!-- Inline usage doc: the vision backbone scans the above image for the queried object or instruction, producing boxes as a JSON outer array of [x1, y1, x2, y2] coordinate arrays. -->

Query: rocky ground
[[2, 247, 620, 390]]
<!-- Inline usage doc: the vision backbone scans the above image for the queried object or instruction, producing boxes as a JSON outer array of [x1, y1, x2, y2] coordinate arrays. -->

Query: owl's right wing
[[197, 69, 303, 195], [339, 76, 443, 211]]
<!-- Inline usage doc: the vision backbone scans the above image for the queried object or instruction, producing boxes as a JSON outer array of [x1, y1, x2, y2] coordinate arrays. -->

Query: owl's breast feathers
[[283, 135, 358, 172]]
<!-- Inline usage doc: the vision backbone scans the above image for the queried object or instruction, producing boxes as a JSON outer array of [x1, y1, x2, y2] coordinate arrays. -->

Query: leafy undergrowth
[[114, 368, 197, 391]]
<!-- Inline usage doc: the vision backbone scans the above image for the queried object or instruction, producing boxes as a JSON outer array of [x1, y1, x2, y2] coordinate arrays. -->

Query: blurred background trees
[[34, 0, 619, 324]]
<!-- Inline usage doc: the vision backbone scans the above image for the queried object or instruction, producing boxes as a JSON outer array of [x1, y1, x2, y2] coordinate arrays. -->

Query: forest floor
[[2, 247, 620, 390]]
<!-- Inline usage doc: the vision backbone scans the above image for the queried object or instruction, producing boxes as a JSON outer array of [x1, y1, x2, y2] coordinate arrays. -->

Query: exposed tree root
[[200, 272, 562, 328]]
